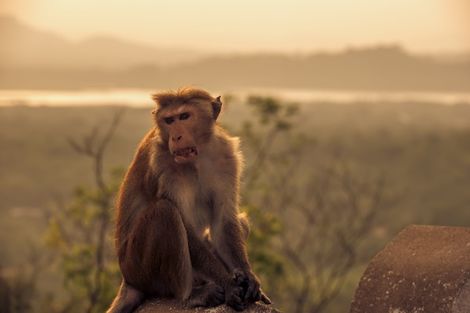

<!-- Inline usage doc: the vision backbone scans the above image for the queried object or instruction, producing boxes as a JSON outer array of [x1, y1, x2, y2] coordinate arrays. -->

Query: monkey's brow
[[161, 106, 192, 118]]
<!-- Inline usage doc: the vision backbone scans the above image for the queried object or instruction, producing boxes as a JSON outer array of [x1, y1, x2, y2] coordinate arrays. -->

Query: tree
[[44, 110, 125, 313], [42, 96, 387, 313], [239, 96, 387, 313]]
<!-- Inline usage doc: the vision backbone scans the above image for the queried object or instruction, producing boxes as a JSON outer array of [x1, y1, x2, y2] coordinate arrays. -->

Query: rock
[[350, 225, 470, 313], [135, 299, 281, 313]]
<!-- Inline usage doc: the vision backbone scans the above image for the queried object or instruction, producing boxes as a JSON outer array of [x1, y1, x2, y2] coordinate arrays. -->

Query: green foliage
[[6, 270, 35, 313], [3, 99, 470, 313], [43, 167, 124, 313], [246, 95, 298, 129], [239, 96, 303, 306], [239, 95, 389, 313], [244, 205, 284, 284]]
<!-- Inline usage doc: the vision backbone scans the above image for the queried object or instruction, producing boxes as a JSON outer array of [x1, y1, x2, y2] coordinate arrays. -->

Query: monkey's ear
[[211, 96, 222, 120]]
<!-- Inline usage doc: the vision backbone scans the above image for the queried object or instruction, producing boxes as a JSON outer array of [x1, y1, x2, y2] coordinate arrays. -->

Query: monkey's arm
[[185, 223, 248, 311], [211, 206, 270, 305], [185, 223, 231, 285], [212, 214, 251, 270]]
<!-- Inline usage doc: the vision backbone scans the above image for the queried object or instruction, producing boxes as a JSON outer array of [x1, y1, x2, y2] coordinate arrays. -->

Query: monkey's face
[[157, 104, 213, 164]]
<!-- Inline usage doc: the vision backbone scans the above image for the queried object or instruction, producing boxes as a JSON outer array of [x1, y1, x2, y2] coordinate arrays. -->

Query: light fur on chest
[[175, 159, 221, 235]]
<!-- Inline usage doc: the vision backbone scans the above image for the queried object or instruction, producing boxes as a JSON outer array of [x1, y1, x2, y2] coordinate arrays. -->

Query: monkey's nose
[[172, 135, 182, 142]]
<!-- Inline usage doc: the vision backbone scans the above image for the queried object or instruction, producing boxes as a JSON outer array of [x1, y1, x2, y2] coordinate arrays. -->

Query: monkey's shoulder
[[205, 133, 243, 170], [213, 128, 243, 157]]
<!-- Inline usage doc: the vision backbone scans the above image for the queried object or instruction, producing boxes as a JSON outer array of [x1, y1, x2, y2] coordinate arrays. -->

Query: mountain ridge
[[1, 14, 470, 91], [0, 15, 204, 69]]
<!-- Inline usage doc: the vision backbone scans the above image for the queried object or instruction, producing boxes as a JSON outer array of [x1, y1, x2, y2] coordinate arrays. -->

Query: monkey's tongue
[[174, 147, 198, 162]]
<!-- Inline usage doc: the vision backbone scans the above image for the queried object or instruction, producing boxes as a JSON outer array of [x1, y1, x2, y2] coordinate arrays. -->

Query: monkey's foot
[[188, 281, 225, 308]]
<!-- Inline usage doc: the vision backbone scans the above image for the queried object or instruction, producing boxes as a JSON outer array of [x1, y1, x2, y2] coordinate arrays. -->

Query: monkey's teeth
[[175, 147, 198, 157]]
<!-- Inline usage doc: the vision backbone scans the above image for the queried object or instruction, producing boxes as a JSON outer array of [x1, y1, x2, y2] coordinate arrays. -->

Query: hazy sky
[[1, 0, 469, 53]]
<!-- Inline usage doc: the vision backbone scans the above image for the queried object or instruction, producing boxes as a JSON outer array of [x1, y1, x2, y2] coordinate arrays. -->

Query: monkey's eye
[[163, 117, 174, 125], [179, 112, 190, 120]]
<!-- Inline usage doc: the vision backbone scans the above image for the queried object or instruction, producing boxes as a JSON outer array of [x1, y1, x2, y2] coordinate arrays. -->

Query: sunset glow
[[1, 0, 469, 53]]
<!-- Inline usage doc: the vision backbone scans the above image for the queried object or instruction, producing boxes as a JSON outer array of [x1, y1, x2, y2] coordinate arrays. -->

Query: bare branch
[[64, 109, 126, 313], [97, 109, 125, 157]]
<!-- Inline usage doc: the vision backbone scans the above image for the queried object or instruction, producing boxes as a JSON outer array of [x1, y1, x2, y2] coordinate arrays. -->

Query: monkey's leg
[[106, 281, 144, 313], [120, 199, 193, 301]]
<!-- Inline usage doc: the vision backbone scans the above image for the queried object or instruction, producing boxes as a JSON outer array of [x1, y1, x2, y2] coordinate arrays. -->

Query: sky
[[1, 0, 470, 53]]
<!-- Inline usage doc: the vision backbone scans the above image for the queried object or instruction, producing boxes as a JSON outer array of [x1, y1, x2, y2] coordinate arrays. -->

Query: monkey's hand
[[232, 268, 272, 306], [224, 276, 247, 311]]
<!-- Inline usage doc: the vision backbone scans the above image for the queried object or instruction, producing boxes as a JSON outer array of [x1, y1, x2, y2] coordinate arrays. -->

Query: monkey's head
[[152, 88, 222, 164]]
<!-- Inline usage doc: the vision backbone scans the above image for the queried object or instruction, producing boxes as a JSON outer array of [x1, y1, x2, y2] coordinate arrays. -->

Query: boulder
[[350, 225, 470, 313], [135, 299, 280, 313]]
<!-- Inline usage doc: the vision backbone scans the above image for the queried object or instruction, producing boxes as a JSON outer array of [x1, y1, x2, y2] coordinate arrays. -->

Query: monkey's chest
[[175, 158, 228, 235], [176, 178, 215, 235]]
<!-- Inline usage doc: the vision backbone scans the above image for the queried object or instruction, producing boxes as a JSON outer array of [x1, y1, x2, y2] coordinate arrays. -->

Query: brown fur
[[151, 87, 213, 109], [107, 88, 269, 313]]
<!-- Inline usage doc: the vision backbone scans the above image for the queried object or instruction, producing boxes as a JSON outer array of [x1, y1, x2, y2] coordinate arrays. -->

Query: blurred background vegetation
[[2, 96, 470, 313], [1, 1, 470, 313]]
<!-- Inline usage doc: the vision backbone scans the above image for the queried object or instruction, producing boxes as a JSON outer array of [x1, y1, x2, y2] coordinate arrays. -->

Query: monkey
[[106, 87, 271, 313]]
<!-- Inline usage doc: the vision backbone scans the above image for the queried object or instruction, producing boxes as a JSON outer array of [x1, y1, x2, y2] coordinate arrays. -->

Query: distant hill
[[0, 15, 204, 69], [163, 48, 470, 92], [1, 15, 469, 91]]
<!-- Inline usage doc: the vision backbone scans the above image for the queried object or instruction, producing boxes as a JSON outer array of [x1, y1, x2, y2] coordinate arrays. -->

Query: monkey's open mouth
[[174, 146, 198, 163]]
